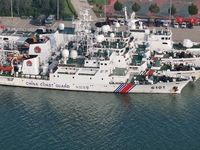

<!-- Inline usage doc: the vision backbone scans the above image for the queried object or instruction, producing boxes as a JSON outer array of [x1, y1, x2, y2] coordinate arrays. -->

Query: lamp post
[[169, 0, 172, 28], [104, 0, 106, 18], [149, 0, 152, 5], [169, 0, 172, 20], [11, 0, 13, 20], [57, 0, 59, 20]]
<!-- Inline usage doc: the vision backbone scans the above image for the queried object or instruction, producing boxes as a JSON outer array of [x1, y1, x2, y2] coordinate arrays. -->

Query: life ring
[[23, 54, 30, 58]]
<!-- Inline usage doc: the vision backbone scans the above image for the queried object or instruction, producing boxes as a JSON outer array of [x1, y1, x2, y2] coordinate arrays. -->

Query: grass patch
[[88, 0, 109, 6], [96, 0, 110, 6], [92, 8, 103, 18], [66, 0, 78, 18]]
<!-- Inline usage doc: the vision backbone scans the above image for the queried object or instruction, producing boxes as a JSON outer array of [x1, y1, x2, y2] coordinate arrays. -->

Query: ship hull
[[0, 76, 189, 94]]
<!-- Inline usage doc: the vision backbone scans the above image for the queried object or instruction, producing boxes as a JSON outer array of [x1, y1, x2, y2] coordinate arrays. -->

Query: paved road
[[0, 17, 200, 43], [146, 25, 200, 43], [171, 26, 200, 43], [71, 0, 97, 21], [0, 17, 73, 30]]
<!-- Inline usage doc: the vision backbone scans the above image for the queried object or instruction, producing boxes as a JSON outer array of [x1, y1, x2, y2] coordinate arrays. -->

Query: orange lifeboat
[[0, 66, 13, 71], [7, 56, 23, 61]]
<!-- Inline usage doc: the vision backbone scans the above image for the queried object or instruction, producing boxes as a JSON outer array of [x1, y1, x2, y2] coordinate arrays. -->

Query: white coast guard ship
[[0, 10, 190, 94]]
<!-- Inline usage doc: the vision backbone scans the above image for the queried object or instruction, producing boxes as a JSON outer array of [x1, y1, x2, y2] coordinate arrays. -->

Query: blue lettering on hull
[[26, 81, 70, 89]]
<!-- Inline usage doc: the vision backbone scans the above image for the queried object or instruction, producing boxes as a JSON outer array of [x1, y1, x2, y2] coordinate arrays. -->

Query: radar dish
[[58, 23, 65, 30], [183, 39, 193, 48], [110, 33, 115, 38], [70, 50, 78, 59], [96, 34, 105, 42], [115, 22, 120, 28], [62, 49, 69, 58], [102, 25, 111, 33]]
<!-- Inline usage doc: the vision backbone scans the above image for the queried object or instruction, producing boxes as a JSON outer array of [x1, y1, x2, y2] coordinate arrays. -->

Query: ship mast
[[72, 9, 93, 55]]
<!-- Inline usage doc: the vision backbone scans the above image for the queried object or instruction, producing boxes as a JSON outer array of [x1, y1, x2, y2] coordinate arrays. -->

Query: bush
[[88, 0, 95, 5], [66, 0, 78, 18], [132, 2, 141, 12], [168, 5, 176, 16], [114, 1, 123, 11], [188, 3, 198, 16], [149, 3, 160, 14]]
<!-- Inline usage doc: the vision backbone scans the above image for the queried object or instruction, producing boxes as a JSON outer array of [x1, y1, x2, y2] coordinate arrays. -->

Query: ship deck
[[173, 43, 200, 50]]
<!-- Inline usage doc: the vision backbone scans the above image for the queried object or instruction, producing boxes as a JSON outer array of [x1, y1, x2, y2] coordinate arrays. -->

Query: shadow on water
[[114, 93, 132, 107]]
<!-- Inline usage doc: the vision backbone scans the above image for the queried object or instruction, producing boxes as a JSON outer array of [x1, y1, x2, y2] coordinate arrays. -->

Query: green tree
[[40, 0, 50, 16], [1, 0, 12, 16], [0, 0, 77, 19], [149, 3, 160, 15], [99, 6, 103, 10], [49, 0, 57, 14], [59, 0, 69, 18], [88, 0, 95, 5], [114, 0, 123, 11], [188, 3, 198, 16], [21, 0, 33, 16], [132, 2, 141, 12], [168, 4, 176, 16]]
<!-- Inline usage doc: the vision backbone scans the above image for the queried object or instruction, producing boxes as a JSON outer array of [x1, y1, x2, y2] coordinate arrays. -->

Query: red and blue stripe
[[114, 84, 136, 93]]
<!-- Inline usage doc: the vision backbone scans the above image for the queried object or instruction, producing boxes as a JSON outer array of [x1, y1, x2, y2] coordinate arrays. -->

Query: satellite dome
[[102, 25, 111, 33], [62, 49, 69, 58], [96, 34, 105, 43], [110, 33, 115, 38], [102, 25, 108, 32], [115, 22, 120, 28], [145, 29, 150, 35], [70, 50, 78, 59], [183, 39, 193, 48], [100, 34, 105, 42], [58, 23, 65, 30]]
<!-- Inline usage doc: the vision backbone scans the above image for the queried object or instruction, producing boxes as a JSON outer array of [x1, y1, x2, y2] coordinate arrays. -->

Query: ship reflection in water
[[116, 93, 132, 107]]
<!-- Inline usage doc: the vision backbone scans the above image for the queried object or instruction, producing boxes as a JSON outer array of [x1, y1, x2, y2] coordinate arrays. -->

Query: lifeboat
[[7, 56, 23, 61]]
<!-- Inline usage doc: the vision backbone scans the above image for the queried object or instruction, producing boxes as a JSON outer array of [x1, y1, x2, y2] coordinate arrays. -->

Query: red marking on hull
[[120, 84, 134, 93]]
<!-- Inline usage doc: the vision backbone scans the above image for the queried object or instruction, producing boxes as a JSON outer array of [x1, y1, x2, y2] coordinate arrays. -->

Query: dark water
[[0, 80, 200, 150]]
